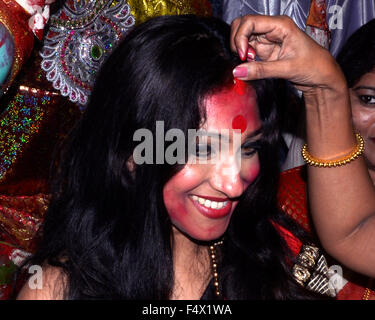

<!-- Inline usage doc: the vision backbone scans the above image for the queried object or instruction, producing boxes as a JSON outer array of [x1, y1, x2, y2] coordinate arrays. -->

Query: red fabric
[[306, 0, 330, 31], [277, 165, 375, 300], [271, 222, 302, 257], [338, 282, 375, 300], [0, 193, 48, 252], [277, 166, 311, 231]]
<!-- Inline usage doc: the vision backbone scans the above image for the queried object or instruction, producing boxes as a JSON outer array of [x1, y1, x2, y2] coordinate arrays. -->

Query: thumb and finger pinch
[[230, 14, 338, 88], [230, 15, 293, 60]]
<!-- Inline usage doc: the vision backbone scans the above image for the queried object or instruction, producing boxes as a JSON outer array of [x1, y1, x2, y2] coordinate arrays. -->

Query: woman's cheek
[[162, 187, 196, 236], [163, 189, 185, 213], [352, 107, 371, 134], [241, 156, 260, 186], [162, 165, 203, 217]]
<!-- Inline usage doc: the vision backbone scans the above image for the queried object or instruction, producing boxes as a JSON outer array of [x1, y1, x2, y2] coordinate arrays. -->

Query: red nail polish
[[247, 47, 256, 61], [247, 52, 255, 61], [238, 49, 246, 61]]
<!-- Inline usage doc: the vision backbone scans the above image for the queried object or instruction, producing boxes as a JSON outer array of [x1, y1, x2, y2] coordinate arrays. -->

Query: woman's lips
[[189, 194, 232, 219]]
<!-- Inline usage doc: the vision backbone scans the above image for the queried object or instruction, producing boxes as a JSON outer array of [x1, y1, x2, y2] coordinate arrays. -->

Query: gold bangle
[[302, 133, 365, 167]]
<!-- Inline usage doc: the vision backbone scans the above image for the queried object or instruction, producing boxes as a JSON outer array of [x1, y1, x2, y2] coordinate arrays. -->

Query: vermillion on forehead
[[203, 83, 260, 135], [233, 79, 246, 95], [232, 115, 247, 134]]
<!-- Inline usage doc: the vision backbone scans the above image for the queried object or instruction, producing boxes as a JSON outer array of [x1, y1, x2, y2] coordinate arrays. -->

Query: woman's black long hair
[[337, 19, 375, 87], [28, 15, 319, 299]]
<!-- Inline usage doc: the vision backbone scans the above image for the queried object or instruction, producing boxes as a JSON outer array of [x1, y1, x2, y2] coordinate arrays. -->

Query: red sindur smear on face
[[232, 114, 247, 133], [163, 86, 261, 241], [233, 78, 246, 95]]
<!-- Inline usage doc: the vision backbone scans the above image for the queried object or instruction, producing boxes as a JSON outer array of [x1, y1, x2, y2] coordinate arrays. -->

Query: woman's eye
[[195, 144, 212, 158], [359, 95, 375, 105], [241, 146, 257, 158]]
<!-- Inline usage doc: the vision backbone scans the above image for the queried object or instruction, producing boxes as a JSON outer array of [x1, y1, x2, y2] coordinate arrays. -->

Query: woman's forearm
[[229, 14, 375, 277], [305, 82, 375, 277]]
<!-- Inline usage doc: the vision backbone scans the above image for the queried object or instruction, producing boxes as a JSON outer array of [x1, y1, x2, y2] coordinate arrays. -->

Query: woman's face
[[163, 82, 262, 241], [350, 69, 375, 169]]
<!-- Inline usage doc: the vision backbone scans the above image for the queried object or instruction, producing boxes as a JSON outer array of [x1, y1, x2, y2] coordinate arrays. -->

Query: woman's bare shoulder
[[17, 265, 67, 300]]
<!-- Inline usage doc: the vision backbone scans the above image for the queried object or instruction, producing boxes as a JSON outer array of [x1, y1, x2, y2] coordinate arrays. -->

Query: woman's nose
[[209, 158, 245, 199]]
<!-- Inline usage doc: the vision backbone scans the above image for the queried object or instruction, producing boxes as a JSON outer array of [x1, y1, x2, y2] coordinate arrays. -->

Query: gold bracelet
[[302, 133, 364, 167]]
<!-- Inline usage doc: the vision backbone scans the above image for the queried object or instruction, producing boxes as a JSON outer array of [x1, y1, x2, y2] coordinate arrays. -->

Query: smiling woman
[[16, 15, 327, 300], [163, 83, 262, 242], [337, 22, 375, 183], [350, 72, 375, 173]]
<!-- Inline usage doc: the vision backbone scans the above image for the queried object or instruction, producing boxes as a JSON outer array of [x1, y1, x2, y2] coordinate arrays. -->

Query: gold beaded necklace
[[209, 239, 224, 297]]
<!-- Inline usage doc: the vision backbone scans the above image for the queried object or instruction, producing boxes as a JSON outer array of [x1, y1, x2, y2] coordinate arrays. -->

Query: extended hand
[[230, 15, 345, 94]]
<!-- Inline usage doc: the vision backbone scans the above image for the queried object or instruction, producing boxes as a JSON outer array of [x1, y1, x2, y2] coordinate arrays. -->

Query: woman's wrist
[[304, 82, 356, 159]]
